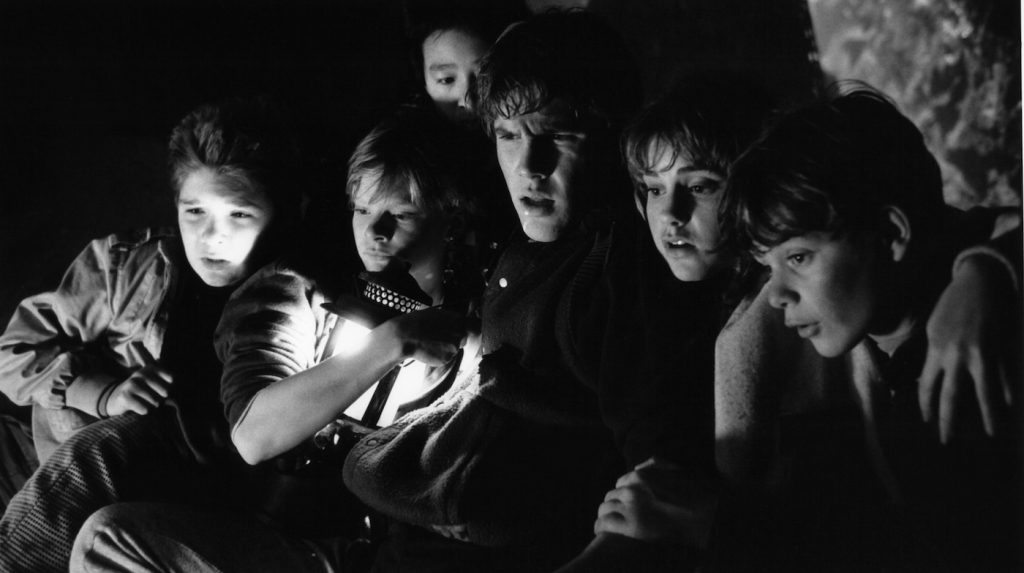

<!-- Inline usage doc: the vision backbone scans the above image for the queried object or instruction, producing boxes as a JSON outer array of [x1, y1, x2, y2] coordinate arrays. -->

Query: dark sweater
[[345, 212, 725, 572]]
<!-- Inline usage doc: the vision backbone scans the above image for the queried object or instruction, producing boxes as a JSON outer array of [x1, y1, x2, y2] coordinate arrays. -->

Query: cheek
[[496, 149, 518, 186], [818, 259, 874, 328], [390, 224, 423, 252], [645, 210, 660, 241], [232, 224, 266, 257], [694, 204, 720, 244], [426, 83, 453, 102], [177, 219, 198, 244], [554, 149, 582, 182]]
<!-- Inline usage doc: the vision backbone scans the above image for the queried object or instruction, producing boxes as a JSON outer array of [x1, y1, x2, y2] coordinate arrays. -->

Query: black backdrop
[[0, 0, 824, 326], [0, 0, 414, 325]]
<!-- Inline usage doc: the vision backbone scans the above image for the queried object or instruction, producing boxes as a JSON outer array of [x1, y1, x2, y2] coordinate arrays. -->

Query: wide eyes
[[640, 177, 722, 199], [787, 251, 812, 267]]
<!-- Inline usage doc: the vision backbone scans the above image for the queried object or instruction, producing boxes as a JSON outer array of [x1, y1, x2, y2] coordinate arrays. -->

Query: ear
[[880, 205, 912, 263]]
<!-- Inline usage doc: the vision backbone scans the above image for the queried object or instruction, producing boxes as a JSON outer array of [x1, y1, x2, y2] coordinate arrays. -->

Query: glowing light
[[327, 319, 372, 359]]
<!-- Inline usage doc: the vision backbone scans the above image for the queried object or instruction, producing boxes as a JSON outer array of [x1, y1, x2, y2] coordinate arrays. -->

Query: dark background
[[0, 0, 921, 325], [0, 0, 420, 324]]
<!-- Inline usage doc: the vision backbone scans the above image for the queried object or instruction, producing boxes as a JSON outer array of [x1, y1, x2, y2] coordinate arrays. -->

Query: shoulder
[[717, 280, 778, 350], [59, 227, 176, 283], [228, 260, 323, 315], [216, 260, 330, 359], [90, 227, 178, 268], [716, 279, 802, 382]]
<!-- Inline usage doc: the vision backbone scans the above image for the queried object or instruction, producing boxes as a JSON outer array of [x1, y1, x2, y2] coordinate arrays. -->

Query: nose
[[765, 271, 797, 310], [366, 213, 395, 242], [515, 138, 547, 180], [201, 217, 226, 243], [657, 187, 694, 226], [458, 75, 475, 111]]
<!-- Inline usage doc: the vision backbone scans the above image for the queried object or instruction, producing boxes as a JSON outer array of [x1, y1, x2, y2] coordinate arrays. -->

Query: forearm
[[0, 239, 113, 407], [64, 371, 119, 416], [231, 323, 405, 464], [0, 339, 109, 409]]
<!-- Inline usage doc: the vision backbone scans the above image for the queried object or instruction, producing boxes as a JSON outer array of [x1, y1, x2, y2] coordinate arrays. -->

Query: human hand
[[594, 458, 718, 549], [920, 255, 1019, 443], [386, 308, 470, 366], [103, 365, 173, 416]]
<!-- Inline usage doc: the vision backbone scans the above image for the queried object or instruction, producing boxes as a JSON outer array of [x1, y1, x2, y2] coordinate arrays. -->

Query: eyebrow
[[642, 166, 721, 177], [428, 63, 457, 72], [228, 197, 266, 209], [178, 196, 266, 209]]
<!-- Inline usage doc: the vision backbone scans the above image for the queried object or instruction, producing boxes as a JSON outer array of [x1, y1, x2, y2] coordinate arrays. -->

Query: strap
[[361, 366, 401, 427]]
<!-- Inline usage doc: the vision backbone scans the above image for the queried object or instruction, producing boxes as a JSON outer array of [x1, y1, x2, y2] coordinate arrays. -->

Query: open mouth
[[790, 323, 820, 339], [663, 238, 697, 254], [519, 196, 554, 216], [201, 257, 230, 268]]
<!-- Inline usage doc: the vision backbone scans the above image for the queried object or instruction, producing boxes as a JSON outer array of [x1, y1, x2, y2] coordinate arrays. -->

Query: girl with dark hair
[[403, 0, 526, 127]]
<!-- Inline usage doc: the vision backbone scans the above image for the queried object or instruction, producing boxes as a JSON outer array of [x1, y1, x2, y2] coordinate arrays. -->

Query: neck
[[870, 313, 918, 357], [410, 258, 446, 305], [867, 248, 943, 357]]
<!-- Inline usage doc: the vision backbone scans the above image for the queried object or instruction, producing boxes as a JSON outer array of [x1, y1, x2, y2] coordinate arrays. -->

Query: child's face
[[493, 100, 590, 243], [423, 28, 488, 125], [350, 174, 449, 276], [640, 143, 726, 281], [177, 169, 276, 287], [755, 232, 879, 357]]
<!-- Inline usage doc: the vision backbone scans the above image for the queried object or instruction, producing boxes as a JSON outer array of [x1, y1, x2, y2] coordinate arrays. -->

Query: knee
[[70, 504, 146, 573]]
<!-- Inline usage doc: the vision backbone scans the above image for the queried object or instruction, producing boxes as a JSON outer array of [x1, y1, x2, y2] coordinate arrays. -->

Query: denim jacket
[[0, 228, 178, 457]]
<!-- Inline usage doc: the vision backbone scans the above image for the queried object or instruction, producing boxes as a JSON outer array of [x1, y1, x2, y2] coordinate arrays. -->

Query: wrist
[[65, 372, 119, 416], [372, 317, 412, 365], [96, 381, 119, 418]]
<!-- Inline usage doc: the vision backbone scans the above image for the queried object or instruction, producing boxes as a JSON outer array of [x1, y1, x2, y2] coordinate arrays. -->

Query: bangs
[[622, 106, 732, 188], [624, 132, 708, 182], [725, 158, 846, 254], [476, 76, 553, 134], [346, 165, 444, 215]]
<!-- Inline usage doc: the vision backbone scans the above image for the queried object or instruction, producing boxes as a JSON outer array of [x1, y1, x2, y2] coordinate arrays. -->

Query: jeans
[[0, 409, 236, 572]]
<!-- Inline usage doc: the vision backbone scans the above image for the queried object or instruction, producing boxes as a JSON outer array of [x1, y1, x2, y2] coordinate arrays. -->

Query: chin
[[809, 335, 857, 358], [521, 219, 568, 243], [197, 272, 239, 288], [667, 262, 707, 282]]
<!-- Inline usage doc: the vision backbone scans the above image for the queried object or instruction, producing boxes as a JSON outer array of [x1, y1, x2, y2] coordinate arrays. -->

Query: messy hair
[[168, 96, 303, 223], [472, 10, 641, 135], [345, 105, 471, 216], [724, 84, 944, 254], [622, 73, 775, 208]]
